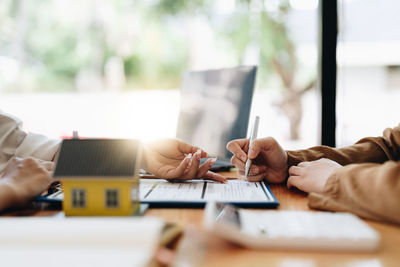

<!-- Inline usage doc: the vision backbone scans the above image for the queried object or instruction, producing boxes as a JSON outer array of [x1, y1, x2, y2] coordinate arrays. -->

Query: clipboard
[[36, 179, 279, 209]]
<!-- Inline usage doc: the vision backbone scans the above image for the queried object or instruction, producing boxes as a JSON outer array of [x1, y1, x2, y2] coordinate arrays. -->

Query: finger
[[235, 164, 265, 176], [231, 155, 246, 170], [246, 174, 265, 182], [287, 175, 301, 189], [288, 166, 302, 176], [189, 146, 208, 158], [226, 139, 248, 162], [297, 161, 311, 167], [193, 147, 208, 158], [182, 150, 201, 180], [165, 156, 190, 178], [177, 140, 209, 158], [177, 139, 198, 154], [249, 165, 266, 176], [199, 150, 208, 158], [196, 158, 216, 178], [203, 171, 227, 183]]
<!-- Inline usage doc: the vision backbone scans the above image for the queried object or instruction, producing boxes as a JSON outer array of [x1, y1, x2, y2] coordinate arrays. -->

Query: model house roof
[[53, 139, 141, 178]]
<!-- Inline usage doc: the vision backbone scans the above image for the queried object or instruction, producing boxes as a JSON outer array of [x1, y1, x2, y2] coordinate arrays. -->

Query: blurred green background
[[0, 0, 314, 92]]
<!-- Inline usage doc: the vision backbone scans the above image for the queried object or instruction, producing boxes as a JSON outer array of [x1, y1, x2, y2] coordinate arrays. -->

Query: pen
[[244, 116, 260, 180]]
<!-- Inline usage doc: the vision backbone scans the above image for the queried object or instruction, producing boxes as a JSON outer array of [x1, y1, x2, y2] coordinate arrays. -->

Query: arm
[[308, 161, 400, 224], [286, 124, 400, 224], [226, 125, 400, 183], [0, 110, 60, 173], [287, 125, 400, 167]]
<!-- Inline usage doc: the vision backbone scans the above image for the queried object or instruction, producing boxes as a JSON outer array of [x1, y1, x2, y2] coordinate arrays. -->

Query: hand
[[226, 137, 288, 183], [142, 138, 226, 183], [287, 158, 342, 193], [0, 157, 53, 210]]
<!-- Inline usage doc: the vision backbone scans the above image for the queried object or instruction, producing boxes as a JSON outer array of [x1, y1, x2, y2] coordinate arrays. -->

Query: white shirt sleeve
[[0, 110, 61, 173]]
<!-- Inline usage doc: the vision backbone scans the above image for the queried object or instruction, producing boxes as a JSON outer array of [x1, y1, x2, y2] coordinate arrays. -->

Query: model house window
[[71, 189, 86, 208], [105, 189, 119, 208]]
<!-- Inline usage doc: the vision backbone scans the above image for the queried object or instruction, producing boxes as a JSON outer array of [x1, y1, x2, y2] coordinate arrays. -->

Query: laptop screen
[[176, 66, 257, 159]]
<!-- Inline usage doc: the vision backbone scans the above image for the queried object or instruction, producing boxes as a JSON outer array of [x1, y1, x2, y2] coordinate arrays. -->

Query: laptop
[[176, 66, 257, 171]]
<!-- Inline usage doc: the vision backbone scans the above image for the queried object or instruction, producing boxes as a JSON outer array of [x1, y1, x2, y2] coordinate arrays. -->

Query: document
[[141, 180, 204, 200], [140, 179, 273, 202]]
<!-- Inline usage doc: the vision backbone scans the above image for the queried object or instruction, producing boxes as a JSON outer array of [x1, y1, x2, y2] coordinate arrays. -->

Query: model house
[[53, 139, 142, 216]]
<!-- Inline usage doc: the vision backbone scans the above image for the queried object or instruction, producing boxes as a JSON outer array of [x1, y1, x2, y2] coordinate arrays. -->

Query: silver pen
[[244, 116, 260, 180]]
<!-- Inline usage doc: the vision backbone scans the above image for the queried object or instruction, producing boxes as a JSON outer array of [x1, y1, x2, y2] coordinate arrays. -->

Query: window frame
[[71, 188, 86, 208], [318, 0, 338, 147], [105, 189, 120, 209]]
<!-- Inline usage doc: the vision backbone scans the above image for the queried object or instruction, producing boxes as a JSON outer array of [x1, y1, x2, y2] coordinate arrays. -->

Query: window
[[337, 0, 400, 146], [0, 0, 319, 148], [71, 189, 86, 208], [105, 189, 119, 209]]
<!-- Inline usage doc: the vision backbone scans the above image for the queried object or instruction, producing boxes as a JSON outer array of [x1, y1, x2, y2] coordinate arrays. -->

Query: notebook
[[176, 66, 257, 171]]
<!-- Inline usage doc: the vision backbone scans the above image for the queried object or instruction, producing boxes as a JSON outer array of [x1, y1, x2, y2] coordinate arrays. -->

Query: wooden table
[[4, 173, 400, 267]]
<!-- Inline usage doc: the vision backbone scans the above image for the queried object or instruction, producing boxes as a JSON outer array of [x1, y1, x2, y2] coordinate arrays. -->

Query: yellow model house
[[53, 139, 142, 216]]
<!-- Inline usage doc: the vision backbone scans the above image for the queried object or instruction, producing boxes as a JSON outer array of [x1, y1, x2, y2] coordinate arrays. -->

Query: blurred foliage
[[152, 0, 212, 15], [0, 0, 312, 92]]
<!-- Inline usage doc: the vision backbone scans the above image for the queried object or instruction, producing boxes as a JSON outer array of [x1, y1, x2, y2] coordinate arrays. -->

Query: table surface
[[3, 172, 400, 267]]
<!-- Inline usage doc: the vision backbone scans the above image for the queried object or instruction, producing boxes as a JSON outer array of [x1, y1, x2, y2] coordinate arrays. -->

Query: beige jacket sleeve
[[287, 125, 400, 224], [0, 110, 61, 173]]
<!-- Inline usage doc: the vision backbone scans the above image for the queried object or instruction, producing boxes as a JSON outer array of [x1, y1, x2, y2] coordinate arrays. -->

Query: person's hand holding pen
[[226, 125, 288, 183], [142, 138, 227, 183]]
